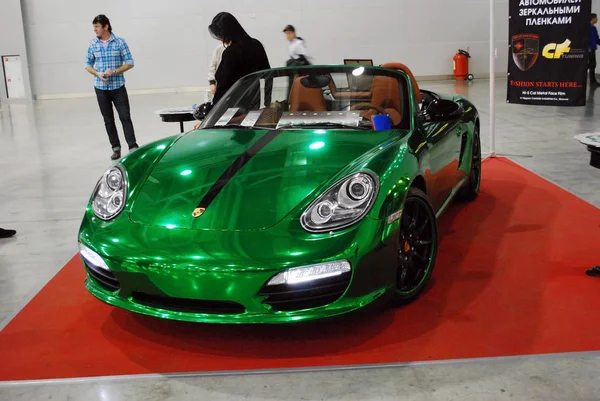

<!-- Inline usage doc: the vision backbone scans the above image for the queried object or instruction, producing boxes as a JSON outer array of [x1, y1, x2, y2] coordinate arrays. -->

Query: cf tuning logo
[[543, 39, 571, 59]]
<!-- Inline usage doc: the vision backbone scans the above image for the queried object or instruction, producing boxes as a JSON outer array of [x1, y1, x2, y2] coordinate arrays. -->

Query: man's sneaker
[[0, 228, 17, 238], [110, 150, 121, 160], [129, 145, 139, 153], [585, 266, 600, 277]]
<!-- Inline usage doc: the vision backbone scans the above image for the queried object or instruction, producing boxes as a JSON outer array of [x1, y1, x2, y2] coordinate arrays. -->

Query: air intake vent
[[258, 272, 351, 312], [84, 262, 120, 292], [458, 131, 468, 165]]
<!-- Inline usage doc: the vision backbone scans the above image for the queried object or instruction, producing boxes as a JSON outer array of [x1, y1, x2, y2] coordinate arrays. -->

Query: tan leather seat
[[327, 74, 372, 100], [288, 76, 327, 112], [380, 62, 422, 104], [362, 75, 403, 126]]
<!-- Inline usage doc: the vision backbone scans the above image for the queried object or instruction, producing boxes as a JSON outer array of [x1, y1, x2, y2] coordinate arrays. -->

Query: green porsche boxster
[[78, 62, 481, 324]]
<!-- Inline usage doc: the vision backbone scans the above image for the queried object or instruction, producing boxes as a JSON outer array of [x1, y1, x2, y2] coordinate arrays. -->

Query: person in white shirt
[[208, 43, 225, 95], [283, 25, 311, 66]]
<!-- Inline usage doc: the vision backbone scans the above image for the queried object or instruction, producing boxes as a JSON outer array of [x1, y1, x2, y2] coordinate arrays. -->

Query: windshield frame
[[199, 64, 415, 132]]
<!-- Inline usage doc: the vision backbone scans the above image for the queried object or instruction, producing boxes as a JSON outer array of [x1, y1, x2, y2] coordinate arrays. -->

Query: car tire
[[392, 187, 439, 304], [456, 124, 481, 202]]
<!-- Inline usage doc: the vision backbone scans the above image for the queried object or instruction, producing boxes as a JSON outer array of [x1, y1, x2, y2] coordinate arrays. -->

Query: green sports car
[[78, 63, 481, 324]]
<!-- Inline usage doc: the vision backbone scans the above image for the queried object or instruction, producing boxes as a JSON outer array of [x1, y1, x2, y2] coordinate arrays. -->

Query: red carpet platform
[[1, 157, 599, 381]]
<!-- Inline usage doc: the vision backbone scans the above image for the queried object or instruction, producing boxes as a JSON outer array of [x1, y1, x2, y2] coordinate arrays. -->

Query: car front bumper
[[78, 212, 399, 324]]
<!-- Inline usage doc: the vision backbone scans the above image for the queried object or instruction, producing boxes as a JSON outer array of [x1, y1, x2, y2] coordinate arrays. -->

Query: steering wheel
[[350, 102, 388, 115]]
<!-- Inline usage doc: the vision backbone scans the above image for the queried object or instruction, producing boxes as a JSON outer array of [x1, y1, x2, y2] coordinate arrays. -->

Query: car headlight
[[91, 165, 127, 220], [301, 171, 379, 232]]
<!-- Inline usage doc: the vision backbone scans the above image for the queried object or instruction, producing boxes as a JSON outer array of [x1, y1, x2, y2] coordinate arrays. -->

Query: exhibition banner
[[507, 0, 592, 106]]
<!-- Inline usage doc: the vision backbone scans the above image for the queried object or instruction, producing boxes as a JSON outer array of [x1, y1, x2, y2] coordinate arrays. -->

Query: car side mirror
[[419, 99, 465, 123], [193, 102, 213, 121]]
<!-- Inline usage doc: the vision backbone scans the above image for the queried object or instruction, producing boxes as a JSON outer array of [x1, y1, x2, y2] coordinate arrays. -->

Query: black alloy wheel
[[393, 187, 438, 303]]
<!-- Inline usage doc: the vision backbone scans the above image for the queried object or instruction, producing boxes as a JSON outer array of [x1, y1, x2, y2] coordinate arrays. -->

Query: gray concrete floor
[[0, 78, 599, 400]]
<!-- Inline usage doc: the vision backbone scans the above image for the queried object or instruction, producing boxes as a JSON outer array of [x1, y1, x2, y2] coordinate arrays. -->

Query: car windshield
[[200, 65, 410, 131]]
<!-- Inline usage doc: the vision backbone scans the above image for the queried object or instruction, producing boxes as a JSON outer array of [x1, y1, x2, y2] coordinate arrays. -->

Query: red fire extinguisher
[[453, 49, 474, 81]]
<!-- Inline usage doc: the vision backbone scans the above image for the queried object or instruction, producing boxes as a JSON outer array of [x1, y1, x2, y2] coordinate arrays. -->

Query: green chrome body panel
[[78, 65, 480, 324], [129, 128, 399, 231]]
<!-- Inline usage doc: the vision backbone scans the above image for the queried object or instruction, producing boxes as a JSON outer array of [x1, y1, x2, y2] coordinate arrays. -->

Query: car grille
[[258, 272, 351, 312], [131, 292, 246, 315], [84, 261, 120, 292]]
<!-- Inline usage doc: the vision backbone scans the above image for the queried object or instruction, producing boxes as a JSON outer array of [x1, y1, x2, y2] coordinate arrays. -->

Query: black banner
[[507, 0, 592, 106]]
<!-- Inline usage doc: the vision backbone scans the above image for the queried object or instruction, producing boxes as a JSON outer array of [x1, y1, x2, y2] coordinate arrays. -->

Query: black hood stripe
[[193, 129, 281, 216]]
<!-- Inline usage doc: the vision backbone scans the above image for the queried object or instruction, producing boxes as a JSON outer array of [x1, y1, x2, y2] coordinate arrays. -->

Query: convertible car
[[78, 62, 481, 324]]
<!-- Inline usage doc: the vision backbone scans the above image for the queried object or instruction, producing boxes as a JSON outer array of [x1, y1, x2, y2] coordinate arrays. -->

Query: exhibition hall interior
[[2, 0, 600, 399]]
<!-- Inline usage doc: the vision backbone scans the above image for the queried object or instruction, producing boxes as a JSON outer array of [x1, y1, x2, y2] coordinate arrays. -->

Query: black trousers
[[95, 85, 137, 151], [590, 49, 597, 83]]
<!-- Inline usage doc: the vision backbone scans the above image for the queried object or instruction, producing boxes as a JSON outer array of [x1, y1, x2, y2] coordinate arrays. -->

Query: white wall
[[0, 0, 32, 100], [21, 0, 510, 98]]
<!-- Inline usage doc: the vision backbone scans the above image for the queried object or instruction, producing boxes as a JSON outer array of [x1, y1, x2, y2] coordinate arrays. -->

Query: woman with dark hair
[[208, 12, 271, 104]]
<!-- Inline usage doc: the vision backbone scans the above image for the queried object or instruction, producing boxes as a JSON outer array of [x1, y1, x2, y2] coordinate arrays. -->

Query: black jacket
[[209, 12, 271, 104]]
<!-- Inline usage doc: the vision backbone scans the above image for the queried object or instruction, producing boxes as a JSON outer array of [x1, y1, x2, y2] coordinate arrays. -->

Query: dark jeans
[[590, 49, 597, 83], [95, 85, 137, 151]]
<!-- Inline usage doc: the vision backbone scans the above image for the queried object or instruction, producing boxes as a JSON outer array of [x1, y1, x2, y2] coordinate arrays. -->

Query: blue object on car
[[372, 114, 392, 131]]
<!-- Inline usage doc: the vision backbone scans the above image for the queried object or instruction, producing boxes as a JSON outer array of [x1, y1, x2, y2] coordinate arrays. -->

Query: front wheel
[[393, 187, 439, 303], [467, 74, 474, 81]]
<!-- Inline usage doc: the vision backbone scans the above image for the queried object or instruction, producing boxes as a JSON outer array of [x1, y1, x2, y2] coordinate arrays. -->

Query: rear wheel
[[393, 187, 438, 303], [457, 124, 481, 202]]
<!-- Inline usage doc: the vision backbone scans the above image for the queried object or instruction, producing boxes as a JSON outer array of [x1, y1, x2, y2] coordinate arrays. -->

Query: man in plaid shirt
[[85, 14, 138, 160]]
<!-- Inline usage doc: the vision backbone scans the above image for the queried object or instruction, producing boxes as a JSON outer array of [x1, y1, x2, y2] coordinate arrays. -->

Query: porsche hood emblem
[[192, 208, 206, 218], [512, 34, 540, 71]]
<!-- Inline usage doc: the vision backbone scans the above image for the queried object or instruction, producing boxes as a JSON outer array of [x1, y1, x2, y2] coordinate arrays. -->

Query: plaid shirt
[[85, 33, 134, 90]]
